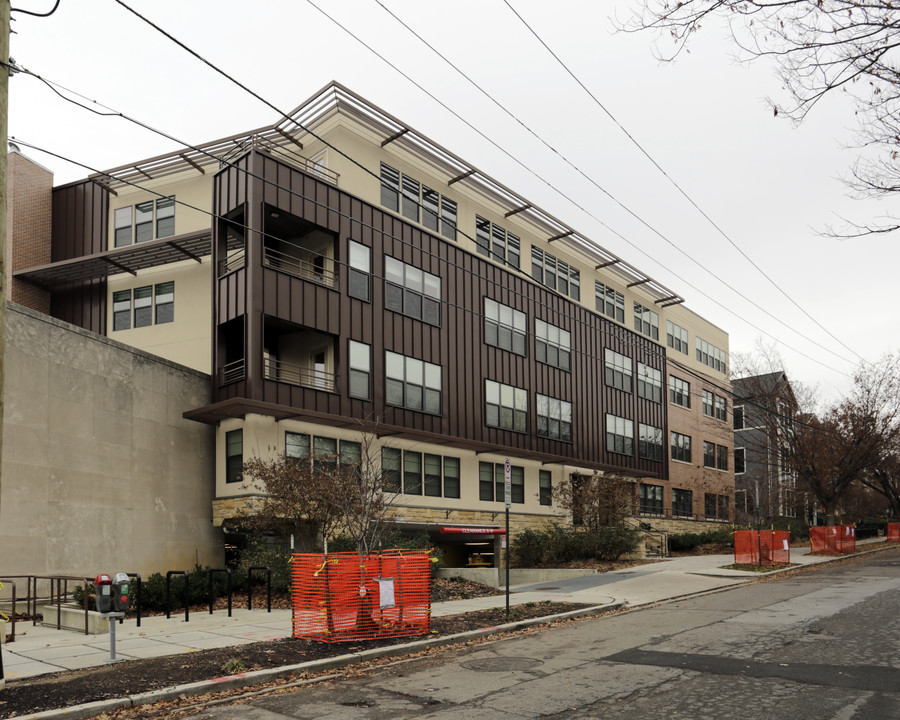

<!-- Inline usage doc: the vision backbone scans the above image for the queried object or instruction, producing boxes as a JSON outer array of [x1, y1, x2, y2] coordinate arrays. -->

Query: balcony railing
[[220, 134, 340, 186], [263, 247, 337, 289], [264, 356, 337, 393], [220, 359, 245, 385], [220, 248, 246, 275]]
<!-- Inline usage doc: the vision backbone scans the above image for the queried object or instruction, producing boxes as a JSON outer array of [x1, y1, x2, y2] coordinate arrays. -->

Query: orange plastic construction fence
[[809, 525, 856, 555], [291, 550, 431, 643], [734, 530, 791, 566], [887, 523, 900, 542]]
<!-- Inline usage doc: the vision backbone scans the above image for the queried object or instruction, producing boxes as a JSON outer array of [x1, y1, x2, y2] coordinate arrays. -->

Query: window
[[637, 363, 662, 402], [696, 337, 727, 374], [633, 303, 659, 341], [286, 432, 310, 460], [424, 454, 442, 497], [403, 451, 422, 495], [672, 489, 693, 518], [706, 493, 729, 520], [385, 351, 442, 415], [348, 240, 371, 302], [113, 290, 131, 331], [155, 282, 174, 324], [671, 432, 692, 463], [539, 470, 552, 506], [604, 349, 633, 393], [715, 395, 727, 422], [535, 318, 571, 371], [733, 405, 744, 430], [479, 462, 524, 503], [113, 196, 175, 248], [313, 436, 337, 471], [225, 429, 243, 484], [595, 281, 624, 322], [703, 441, 716, 468], [669, 376, 691, 408], [384, 256, 441, 326], [705, 493, 717, 519], [382, 447, 401, 493], [340, 440, 361, 469], [640, 484, 663, 515], [476, 216, 520, 269], [348, 341, 371, 400], [484, 298, 527, 356], [735, 447, 746, 475], [666, 320, 689, 355], [134, 286, 152, 328], [536, 394, 573, 442], [444, 457, 461, 499], [485, 379, 528, 433], [638, 423, 664, 462], [717, 444, 729, 471], [380, 163, 457, 240], [606, 414, 634, 456], [702, 389, 714, 417], [531, 247, 580, 301]]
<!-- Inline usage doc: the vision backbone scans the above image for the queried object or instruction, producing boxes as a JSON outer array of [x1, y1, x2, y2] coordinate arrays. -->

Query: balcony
[[263, 246, 337, 289], [263, 356, 337, 393]]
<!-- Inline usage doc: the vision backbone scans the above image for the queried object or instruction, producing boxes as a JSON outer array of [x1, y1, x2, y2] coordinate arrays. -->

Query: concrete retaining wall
[[436, 567, 596, 588]]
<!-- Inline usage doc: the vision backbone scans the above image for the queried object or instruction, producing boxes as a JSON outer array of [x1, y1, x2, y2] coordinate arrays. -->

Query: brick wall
[[8, 152, 52, 313]]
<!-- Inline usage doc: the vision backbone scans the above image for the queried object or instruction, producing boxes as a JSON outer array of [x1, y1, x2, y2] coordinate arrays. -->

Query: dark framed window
[[286, 432, 310, 460], [638, 423, 664, 462], [381, 163, 456, 240], [113, 290, 131, 331], [484, 298, 526, 356], [671, 432, 692, 463], [313, 436, 337, 471], [606, 414, 634, 456], [666, 320, 689, 354], [384, 256, 441, 326], [672, 488, 693, 517], [535, 318, 571, 371], [595, 281, 624, 322], [380, 163, 400, 211], [485, 379, 528, 433], [349, 340, 371, 400], [715, 395, 727, 422], [703, 441, 716, 468], [135, 200, 154, 243], [633, 302, 659, 340], [114, 207, 132, 248], [133, 286, 152, 328], [424, 454, 442, 497], [479, 461, 524, 503], [536, 394, 573, 442], [348, 240, 371, 302], [225, 429, 243, 484], [156, 196, 175, 238], [705, 493, 717, 519], [717, 444, 729, 471], [640, 484, 663, 514], [385, 351, 441, 415], [383, 448, 460, 497], [401, 175, 420, 222], [476, 216, 520, 268], [735, 447, 746, 475], [733, 405, 744, 430], [531, 247, 580, 301], [696, 337, 727, 374], [382, 447, 402, 493], [702, 389, 714, 417], [669, 376, 691, 408], [444, 457, 460, 498], [637, 363, 662, 402], [340, 440, 361, 468], [115, 196, 175, 248], [155, 282, 174, 324], [539, 470, 552, 506], [604, 349, 633, 393], [403, 451, 422, 495]]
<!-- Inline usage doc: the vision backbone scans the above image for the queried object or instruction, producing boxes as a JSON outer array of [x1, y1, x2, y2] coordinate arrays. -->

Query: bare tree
[[553, 472, 634, 530], [623, 0, 900, 234], [861, 445, 900, 518]]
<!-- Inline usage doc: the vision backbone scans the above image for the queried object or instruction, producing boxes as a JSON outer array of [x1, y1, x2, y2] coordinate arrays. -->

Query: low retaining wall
[[436, 567, 597, 588], [42, 604, 109, 634]]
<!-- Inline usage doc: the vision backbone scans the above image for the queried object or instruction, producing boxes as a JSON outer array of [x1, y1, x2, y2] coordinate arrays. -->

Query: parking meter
[[112, 573, 131, 612], [94, 573, 113, 613]]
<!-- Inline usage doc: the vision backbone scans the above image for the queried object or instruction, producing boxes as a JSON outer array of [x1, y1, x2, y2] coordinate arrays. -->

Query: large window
[[111, 282, 175, 331], [696, 337, 727, 374], [735, 447, 746, 475], [385, 351, 441, 415], [733, 405, 745, 430], [633, 302, 659, 341], [225, 429, 243, 484], [476, 216, 520, 269], [702, 389, 715, 417], [155, 282, 174, 324], [666, 320, 689, 355], [705, 493, 730, 520], [703, 441, 716, 468], [485, 380, 528, 433], [669, 376, 691, 408], [717, 444, 729, 471], [637, 363, 662, 403], [539, 470, 552, 506], [113, 196, 175, 248], [113, 290, 131, 331], [606, 414, 634, 456], [595, 281, 624, 322], [671, 432, 692, 463], [638, 423, 664, 462], [384, 256, 441, 326], [380, 447, 459, 498], [535, 319, 571, 371], [380, 163, 457, 241], [536, 394, 573, 442], [348, 340, 371, 400], [640, 484, 663, 515], [348, 240, 371, 302], [673, 488, 693, 518], [479, 461, 524, 503], [715, 395, 727, 422], [484, 298, 527, 356], [531, 248, 580, 301], [604, 349, 633, 393]]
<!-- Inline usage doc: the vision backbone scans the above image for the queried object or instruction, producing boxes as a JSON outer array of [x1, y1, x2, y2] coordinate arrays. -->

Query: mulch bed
[[0, 580, 591, 717]]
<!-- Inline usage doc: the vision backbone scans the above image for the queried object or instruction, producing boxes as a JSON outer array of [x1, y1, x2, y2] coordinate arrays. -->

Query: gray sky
[[10, 0, 898, 403]]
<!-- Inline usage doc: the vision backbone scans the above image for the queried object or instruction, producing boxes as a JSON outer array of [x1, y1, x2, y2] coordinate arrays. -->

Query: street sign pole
[[504, 458, 511, 617]]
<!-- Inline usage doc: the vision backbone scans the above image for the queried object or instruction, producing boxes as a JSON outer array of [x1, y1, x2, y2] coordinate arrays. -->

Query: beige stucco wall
[[0, 303, 220, 579]]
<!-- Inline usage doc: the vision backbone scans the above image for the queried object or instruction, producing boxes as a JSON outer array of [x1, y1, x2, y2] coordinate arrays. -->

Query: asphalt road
[[191, 549, 900, 719]]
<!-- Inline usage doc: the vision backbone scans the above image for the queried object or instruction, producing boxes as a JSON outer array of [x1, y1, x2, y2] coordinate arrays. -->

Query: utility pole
[[0, 0, 9, 693]]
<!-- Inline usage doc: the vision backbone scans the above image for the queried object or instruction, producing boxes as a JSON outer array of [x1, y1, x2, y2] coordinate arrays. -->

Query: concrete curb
[[22, 602, 624, 720]]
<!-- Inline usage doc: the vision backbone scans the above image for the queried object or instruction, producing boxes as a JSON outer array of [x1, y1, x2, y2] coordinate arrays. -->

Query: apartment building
[[14, 82, 733, 565]]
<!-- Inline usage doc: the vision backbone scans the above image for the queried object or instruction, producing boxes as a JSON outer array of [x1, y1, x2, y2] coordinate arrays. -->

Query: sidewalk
[[1, 539, 888, 683]]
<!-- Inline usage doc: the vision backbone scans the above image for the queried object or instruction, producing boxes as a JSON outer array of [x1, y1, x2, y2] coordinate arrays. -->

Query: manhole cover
[[534, 586, 560, 590], [461, 657, 543, 672]]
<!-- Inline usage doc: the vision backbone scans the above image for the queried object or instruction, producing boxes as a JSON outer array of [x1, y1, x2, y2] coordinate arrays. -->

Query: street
[[192, 549, 900, 719]]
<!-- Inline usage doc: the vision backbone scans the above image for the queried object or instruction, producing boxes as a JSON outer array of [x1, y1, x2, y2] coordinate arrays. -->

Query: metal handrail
[[220, 134, 340, 186], [220, 359, 245, 384], [263, 356, 337, 393], [263, 246, 338, 288], [220, 248, 246, 275]]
